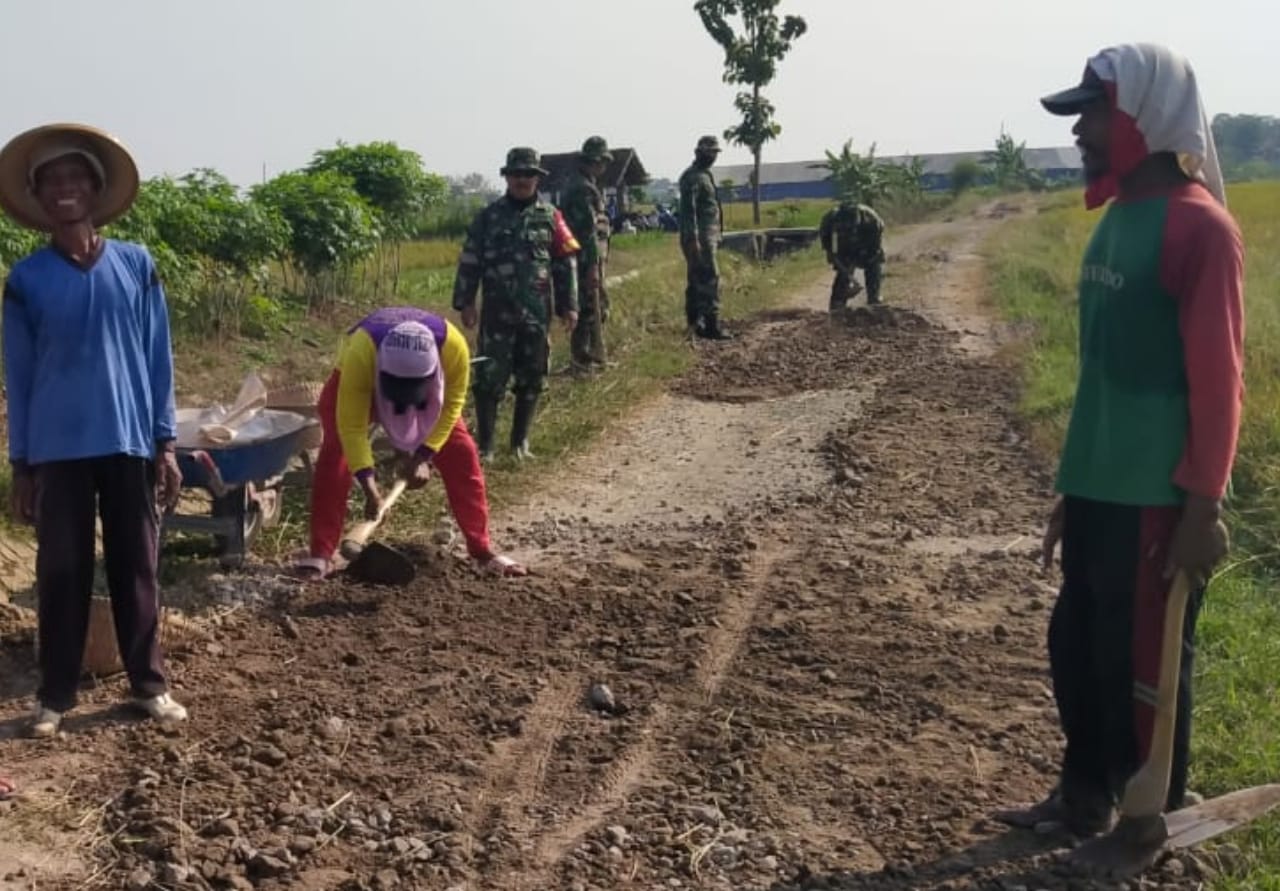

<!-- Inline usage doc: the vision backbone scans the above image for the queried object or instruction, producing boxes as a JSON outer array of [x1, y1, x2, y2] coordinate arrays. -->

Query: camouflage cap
[[696, 135, 722, 153], [579, 136, 613, 163], [500, 146, 549, 177]]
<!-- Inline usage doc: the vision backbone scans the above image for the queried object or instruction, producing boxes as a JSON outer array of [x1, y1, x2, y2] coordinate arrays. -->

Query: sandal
[[291, 556, 332, 581], [478, 554, 528, 577]]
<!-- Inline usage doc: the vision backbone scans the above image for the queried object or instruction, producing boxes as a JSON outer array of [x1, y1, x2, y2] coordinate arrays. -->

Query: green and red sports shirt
[[1056, 180, 1245, 506]]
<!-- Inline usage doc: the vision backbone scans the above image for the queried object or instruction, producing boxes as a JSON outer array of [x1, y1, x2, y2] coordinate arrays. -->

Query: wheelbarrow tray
[[165, 409, 318, 566], [174, 408, 318, 488]]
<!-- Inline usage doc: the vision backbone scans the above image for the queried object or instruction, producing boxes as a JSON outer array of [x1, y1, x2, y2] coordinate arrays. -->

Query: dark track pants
[[34, 455, 168, 711], [1050, 496, 1203, 815]]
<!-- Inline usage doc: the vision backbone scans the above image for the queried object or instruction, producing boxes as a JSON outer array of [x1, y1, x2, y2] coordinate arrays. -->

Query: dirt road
[[0, 204, 1211, 891]]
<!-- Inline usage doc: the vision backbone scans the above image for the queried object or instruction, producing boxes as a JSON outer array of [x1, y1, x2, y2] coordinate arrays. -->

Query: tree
[[0, 213, 43, 275], [819, 140, 887, 207], [99, 174, 292, 335], [448, 172, 498, 198], [883, 155, 926, 201], [1212, 113, 1280, 179], [155, 170, 287, 275], [308, 141, 447, 292], [252, 169, 380, 307], [307, 142, 445, 240], [985, 129, 1043, 192], [695, 0, 807, 225], [819, 141, 926, 210], [949, 159, 983, 195]]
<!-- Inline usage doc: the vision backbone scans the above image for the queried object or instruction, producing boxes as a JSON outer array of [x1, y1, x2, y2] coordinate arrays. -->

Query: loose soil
[[0, 201, 1219, 890]]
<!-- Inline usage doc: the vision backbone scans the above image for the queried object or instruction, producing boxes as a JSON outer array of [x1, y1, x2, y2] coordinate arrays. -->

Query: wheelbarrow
[[162, 408, 320, 567]]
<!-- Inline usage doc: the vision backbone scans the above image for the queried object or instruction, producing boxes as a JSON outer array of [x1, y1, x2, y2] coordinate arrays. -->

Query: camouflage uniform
[[819, 201, 886, 309], [678, 135, 730, 340], [563, 136, 613, 366], [453, 147, 580, 458]]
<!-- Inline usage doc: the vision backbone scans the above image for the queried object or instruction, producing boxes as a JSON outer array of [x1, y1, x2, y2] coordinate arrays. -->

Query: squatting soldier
[[452, 147, 580, 461], [677, 135, 731, 340], [563, 135, 612, 370], [819, 197, 886, 310]]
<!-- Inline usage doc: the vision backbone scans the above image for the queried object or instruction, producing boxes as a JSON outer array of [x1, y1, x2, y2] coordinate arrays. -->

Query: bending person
[[296, 307, 527, 579]]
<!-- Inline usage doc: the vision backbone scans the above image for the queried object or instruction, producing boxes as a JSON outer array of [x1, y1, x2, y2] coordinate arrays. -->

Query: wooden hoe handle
[[340, 478, 408, 556], [1119, 570, 1193, 818]]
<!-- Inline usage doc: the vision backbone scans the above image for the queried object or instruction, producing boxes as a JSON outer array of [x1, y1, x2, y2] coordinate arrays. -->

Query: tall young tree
[[695, 0, 807, 225], [307, 141, 447, 291]]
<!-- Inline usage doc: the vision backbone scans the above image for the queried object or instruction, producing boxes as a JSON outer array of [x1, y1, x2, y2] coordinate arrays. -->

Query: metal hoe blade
[[345, 541, 416, 587], [1164, 784, 1280, 849], [1070, 784, 1280, 880]]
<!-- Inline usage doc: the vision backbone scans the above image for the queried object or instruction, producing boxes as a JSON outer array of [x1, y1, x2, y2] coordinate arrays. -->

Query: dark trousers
[[35, 455, 167, 711], [1050, 496, 1202, 815], [682, 240, 720, 326], [473, 316, 551, 402], [830, 261, 883, 308], [571, 263, 606, 364]]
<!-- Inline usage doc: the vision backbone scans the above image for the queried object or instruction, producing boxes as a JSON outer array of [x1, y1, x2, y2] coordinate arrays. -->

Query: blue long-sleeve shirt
[[3, 239, 176, 468]]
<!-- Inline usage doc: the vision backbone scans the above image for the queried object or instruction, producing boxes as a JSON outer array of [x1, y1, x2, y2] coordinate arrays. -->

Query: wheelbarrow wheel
[[211, 486, 266, 566]]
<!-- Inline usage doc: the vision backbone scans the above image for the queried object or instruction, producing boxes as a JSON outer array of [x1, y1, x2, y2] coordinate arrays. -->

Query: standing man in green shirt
[[996, 44, 1244, 877], [562, 136, 612, 370], [678, 135, 731, 340]]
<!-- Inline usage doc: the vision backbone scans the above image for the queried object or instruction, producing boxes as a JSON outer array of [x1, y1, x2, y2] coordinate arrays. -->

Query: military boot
[[474, 397, 499, 462], [698, 312, 734, 341], [510, 393, 540, 461]]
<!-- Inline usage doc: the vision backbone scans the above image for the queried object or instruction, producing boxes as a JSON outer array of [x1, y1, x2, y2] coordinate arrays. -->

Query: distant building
[[711, 147, 1083, 200], [540, 148, 651, 213]]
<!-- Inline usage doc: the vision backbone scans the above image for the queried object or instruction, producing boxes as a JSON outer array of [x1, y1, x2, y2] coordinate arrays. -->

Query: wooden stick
[[340, 478, 408, 558], [1118, 570, 1192, 818]]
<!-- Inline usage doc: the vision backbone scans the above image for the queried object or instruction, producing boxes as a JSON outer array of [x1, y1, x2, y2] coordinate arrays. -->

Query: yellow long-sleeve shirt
[[334, 308, 469, 474]]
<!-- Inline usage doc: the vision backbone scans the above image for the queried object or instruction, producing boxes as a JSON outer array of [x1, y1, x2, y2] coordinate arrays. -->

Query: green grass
[[721, 192, 961, 232], [988, 181, 1280, 888], [723, 198, 831, 230]]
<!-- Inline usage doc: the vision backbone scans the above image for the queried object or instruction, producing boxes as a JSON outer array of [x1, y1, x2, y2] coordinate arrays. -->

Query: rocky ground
[[0, 206, 1231, 890]]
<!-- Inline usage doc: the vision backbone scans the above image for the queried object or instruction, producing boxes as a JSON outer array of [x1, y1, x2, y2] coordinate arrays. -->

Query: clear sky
[[1, 0, 1274, 188]]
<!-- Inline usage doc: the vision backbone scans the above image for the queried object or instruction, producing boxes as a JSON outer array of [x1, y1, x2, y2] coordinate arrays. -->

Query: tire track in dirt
[[465, 673, 580, 838], [693, 537, 790, 703], [508, 539, 794, 889], [518, 703, 669, 886], [493, 207, 1038, 891]]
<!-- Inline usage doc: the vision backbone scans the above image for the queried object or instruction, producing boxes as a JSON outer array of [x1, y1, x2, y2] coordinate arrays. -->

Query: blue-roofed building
[[711, 147, 1082, 201]]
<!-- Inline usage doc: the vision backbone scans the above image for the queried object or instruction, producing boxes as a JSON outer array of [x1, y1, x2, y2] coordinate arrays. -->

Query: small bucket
[[34, 596, 173, 678]]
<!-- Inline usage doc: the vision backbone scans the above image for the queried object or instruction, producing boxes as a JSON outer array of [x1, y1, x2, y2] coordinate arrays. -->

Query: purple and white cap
[[375, 321, 444, 453]]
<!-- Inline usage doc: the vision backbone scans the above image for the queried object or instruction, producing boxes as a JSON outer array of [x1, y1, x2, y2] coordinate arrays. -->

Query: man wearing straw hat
[[1, 123, 188, 737]]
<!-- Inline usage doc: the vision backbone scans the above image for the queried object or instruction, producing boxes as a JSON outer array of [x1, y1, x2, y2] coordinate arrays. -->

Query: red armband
[[551, 209, 581, 259]]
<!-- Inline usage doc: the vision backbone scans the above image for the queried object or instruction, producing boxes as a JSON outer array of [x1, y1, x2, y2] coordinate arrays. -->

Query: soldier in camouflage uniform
[[452, 147, 580, 461], [678, 135, 732, 340], [819, 197, 886, 310], [562, 136, 613, 369]]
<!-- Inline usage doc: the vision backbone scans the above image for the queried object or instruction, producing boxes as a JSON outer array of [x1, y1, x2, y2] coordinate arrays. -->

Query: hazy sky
[[2, 0, 1274, 189]]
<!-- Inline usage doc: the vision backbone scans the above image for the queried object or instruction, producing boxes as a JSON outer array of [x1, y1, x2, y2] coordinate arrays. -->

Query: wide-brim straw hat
[[0, 123, 140, 232]]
